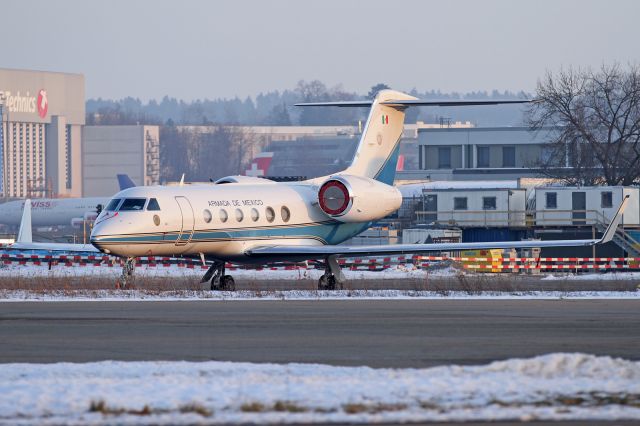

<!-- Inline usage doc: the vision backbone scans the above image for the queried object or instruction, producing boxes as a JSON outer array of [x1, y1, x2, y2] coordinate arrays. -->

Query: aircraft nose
[[90, 222, 111, 253]]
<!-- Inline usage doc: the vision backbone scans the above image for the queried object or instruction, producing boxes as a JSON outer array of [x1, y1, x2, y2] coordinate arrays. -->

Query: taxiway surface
[[1, 299, 639, 367]]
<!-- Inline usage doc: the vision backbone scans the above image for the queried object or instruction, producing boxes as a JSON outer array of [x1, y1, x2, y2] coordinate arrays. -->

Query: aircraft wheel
[[318, 275, 327, 290], [318, 275, 336, 290], [221, 275, 236, 291]]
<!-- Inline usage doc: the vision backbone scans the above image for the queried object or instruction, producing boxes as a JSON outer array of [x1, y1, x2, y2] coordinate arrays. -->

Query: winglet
[[600, 195, 630, 243], [17, 199, 33, 243]]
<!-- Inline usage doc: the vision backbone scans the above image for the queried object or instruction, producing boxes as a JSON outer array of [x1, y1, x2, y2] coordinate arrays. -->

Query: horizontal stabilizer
[[295, 99, 534, 108]]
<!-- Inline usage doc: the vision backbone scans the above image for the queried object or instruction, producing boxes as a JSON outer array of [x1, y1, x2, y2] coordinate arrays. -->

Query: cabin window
[[219, 209, 228, 223], [482, 196, 497, 210], [265, 206, 275, 223], [119, 198, 147, 211], [545, 192, 557, 209], [105, 198, 122, 211], [477, 146, 490, 168], [203, 209, 212, 223], [147, 198, 161, 211], [454, 197, 467, 210], [235, 208, 244, 222], [601, 191, 613, 208], [251, 208, 259, 222], [281, 206, 291, 222]]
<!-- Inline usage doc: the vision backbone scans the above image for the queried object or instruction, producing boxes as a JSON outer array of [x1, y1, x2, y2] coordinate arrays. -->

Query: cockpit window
[[147, 198, 161, 211], [119, 198, 147, 211], [105, 198, 122, 211]]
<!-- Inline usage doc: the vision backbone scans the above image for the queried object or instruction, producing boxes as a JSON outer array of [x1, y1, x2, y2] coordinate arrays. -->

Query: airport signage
[[0, 89, 48, 118]]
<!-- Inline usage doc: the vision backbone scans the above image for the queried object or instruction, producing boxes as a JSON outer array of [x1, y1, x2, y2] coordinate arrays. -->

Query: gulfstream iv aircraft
[[90, 90, 629, 290]]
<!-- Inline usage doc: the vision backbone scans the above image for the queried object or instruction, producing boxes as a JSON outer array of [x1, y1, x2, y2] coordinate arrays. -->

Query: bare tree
[[528, 64, 640, 185]]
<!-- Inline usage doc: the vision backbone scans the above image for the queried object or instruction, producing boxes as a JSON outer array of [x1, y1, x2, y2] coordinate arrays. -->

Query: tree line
[[86, 80, 530, 127]]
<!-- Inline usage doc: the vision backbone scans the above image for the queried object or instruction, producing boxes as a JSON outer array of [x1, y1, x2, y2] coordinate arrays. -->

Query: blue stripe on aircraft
[[94, 221, 371, 246]]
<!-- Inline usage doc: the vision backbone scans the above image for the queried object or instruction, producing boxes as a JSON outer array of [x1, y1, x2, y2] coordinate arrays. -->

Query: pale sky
[[2, 0, 638, 100]]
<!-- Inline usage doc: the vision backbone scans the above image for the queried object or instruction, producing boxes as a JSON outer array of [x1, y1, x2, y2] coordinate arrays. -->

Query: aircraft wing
[[247, 196, 629, 259]]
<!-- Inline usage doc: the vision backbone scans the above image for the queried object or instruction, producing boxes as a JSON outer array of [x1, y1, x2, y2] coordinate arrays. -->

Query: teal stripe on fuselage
[[94, 221, 371, 246]]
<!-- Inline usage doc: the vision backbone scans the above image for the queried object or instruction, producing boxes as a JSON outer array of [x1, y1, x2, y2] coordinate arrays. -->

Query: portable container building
[[417, 188, 527, 227], [533, 186, 639, 227]]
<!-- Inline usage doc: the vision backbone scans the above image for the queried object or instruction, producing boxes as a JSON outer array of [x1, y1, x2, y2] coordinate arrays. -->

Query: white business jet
[[90, 90, 629, 290]]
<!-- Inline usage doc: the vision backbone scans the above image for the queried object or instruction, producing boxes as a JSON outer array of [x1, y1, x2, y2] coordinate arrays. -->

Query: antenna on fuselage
[[179, 174, 185, 186]]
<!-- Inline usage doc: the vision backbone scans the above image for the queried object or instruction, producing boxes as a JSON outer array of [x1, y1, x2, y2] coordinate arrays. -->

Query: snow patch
[[0, 289, 639, 302], [1, 353, 639, 424]]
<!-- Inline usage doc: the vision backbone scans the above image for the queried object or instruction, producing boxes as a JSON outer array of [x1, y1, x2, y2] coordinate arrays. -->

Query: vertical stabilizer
[[341, 90, 417, 184], [17, 200, 33, 243]]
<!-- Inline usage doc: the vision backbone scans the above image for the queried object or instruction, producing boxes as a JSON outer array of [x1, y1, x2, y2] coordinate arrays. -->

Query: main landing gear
[[318, 255, 345, 290], [201, 260, 236, 291]]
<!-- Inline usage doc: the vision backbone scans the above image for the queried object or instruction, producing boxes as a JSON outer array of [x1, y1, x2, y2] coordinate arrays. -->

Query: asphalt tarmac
[[1, 299, 639, 367]]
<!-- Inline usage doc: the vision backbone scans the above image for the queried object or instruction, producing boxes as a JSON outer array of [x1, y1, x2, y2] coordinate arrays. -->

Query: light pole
[[0, 92, 5, 199]]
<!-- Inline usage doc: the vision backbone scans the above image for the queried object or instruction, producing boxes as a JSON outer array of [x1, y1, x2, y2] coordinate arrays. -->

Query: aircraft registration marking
[[208, 199, 264, 207]]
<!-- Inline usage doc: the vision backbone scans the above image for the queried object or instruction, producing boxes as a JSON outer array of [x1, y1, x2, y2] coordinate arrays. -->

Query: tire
[[326, 275, 337, 290], [318, 275, 328, 290], [221, 275, 236, 291], [318, 275, 336, 290]]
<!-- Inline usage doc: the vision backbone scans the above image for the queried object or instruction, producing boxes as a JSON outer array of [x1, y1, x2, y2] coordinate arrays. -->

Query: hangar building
[[0, 68, 84, 198]]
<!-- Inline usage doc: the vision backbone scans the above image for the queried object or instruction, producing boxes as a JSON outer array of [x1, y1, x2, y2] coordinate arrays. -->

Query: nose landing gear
[[200, 260, 236, 291], [119, 257, 136, 289]]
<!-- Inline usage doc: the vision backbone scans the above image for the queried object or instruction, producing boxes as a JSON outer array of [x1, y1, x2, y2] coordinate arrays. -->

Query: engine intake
[[316, 175, 402, 222], [318, 179, 351, 216]]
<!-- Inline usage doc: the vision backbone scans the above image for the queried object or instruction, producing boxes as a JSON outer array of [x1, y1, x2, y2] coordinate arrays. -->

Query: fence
[[2, 252, 640, 273]]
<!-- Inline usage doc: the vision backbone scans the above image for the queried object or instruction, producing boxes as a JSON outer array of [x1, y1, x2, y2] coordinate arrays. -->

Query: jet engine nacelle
[[317, 174, 402, 222]]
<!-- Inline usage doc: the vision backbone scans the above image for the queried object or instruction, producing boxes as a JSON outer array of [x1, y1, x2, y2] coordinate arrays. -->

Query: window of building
[[251, 208, 259, 222], [119, 198, 146, 211], [147, 198, 161, 211], [438, 147, 451, 169], [477, 146, 490, 168], [203, 209, 212, 223], [454, 197, 468, 210], [235, 208, 244, 222], [219, 209, 228, 223], [281, 206, 291, 222], [601, 191, 613, 208], [502, 146, 516, 167], [482, 196, 497, 210], [265, 207, 275, 223], [545, 192, 557, 209]]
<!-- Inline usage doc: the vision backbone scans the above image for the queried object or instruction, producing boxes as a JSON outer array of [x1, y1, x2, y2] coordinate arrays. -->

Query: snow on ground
[[1, 288, 639, 302], [0, 263, 447, 280], [543, 271, 640, 281], [0, 353, 638, 425], [4, 262, 640, 281]]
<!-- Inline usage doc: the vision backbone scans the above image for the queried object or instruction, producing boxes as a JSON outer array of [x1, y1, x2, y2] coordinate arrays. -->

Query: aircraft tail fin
[[117, 174, 137, 190], [17, 200, 33, 244], [297, 90, 415, 185], [296, 91, 532, 185]]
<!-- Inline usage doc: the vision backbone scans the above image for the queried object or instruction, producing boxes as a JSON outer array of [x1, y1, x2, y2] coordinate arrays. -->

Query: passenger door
[[572, 192, 586, 225], [175, 196, 195, 246]]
